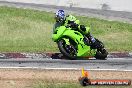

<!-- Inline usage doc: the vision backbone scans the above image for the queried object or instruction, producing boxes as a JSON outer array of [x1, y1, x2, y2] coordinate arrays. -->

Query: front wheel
[[57, 39, 77, 60]]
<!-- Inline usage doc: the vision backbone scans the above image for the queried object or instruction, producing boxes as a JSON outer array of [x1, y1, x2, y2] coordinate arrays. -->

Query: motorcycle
[[52, 25, 108, 60]]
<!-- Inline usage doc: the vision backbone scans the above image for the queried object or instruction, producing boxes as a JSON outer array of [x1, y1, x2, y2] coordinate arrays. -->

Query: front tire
[[57, 39, 77, 60]]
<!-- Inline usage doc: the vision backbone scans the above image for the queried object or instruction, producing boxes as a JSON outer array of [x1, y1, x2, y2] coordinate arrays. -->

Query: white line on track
[[0, 67, 132, 72]]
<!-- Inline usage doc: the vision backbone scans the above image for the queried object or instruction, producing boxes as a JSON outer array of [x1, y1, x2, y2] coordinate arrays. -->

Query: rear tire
[[94, 38, 108, 60], [95, 48, 108, 60]]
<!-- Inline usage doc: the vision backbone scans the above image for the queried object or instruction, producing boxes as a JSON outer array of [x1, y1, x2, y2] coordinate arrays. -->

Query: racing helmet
[[55, 10, 65, 22]]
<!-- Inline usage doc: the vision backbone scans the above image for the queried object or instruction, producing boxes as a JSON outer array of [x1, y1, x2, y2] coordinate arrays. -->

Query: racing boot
[[90, 36, 101, 49]]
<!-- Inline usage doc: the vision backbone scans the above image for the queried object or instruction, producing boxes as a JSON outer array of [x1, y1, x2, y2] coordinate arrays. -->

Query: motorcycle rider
[[53, 10, 100, 49]]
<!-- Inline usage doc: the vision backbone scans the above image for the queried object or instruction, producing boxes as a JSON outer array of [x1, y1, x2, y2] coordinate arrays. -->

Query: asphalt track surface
[[0, 1, 132, 71], [0, 58, 131, 71]]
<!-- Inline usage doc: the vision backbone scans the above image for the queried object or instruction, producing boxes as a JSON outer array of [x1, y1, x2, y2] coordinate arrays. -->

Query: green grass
[[0, 6, 58, 52], [33, 82, 131, 88], [0, 6, 132, 52]]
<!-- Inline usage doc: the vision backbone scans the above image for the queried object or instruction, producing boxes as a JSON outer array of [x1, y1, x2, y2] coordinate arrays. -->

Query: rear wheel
[[95, 48, 108, 60], [94, 39, 108, 60], [57, 38, 77, 60]]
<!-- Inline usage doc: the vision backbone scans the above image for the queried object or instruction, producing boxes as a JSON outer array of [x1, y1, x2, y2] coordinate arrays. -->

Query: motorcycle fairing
[[52, 26, 96, 57]]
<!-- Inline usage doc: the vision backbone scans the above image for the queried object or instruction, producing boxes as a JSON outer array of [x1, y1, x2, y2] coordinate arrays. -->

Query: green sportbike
[[52, 26, 108, 60]]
